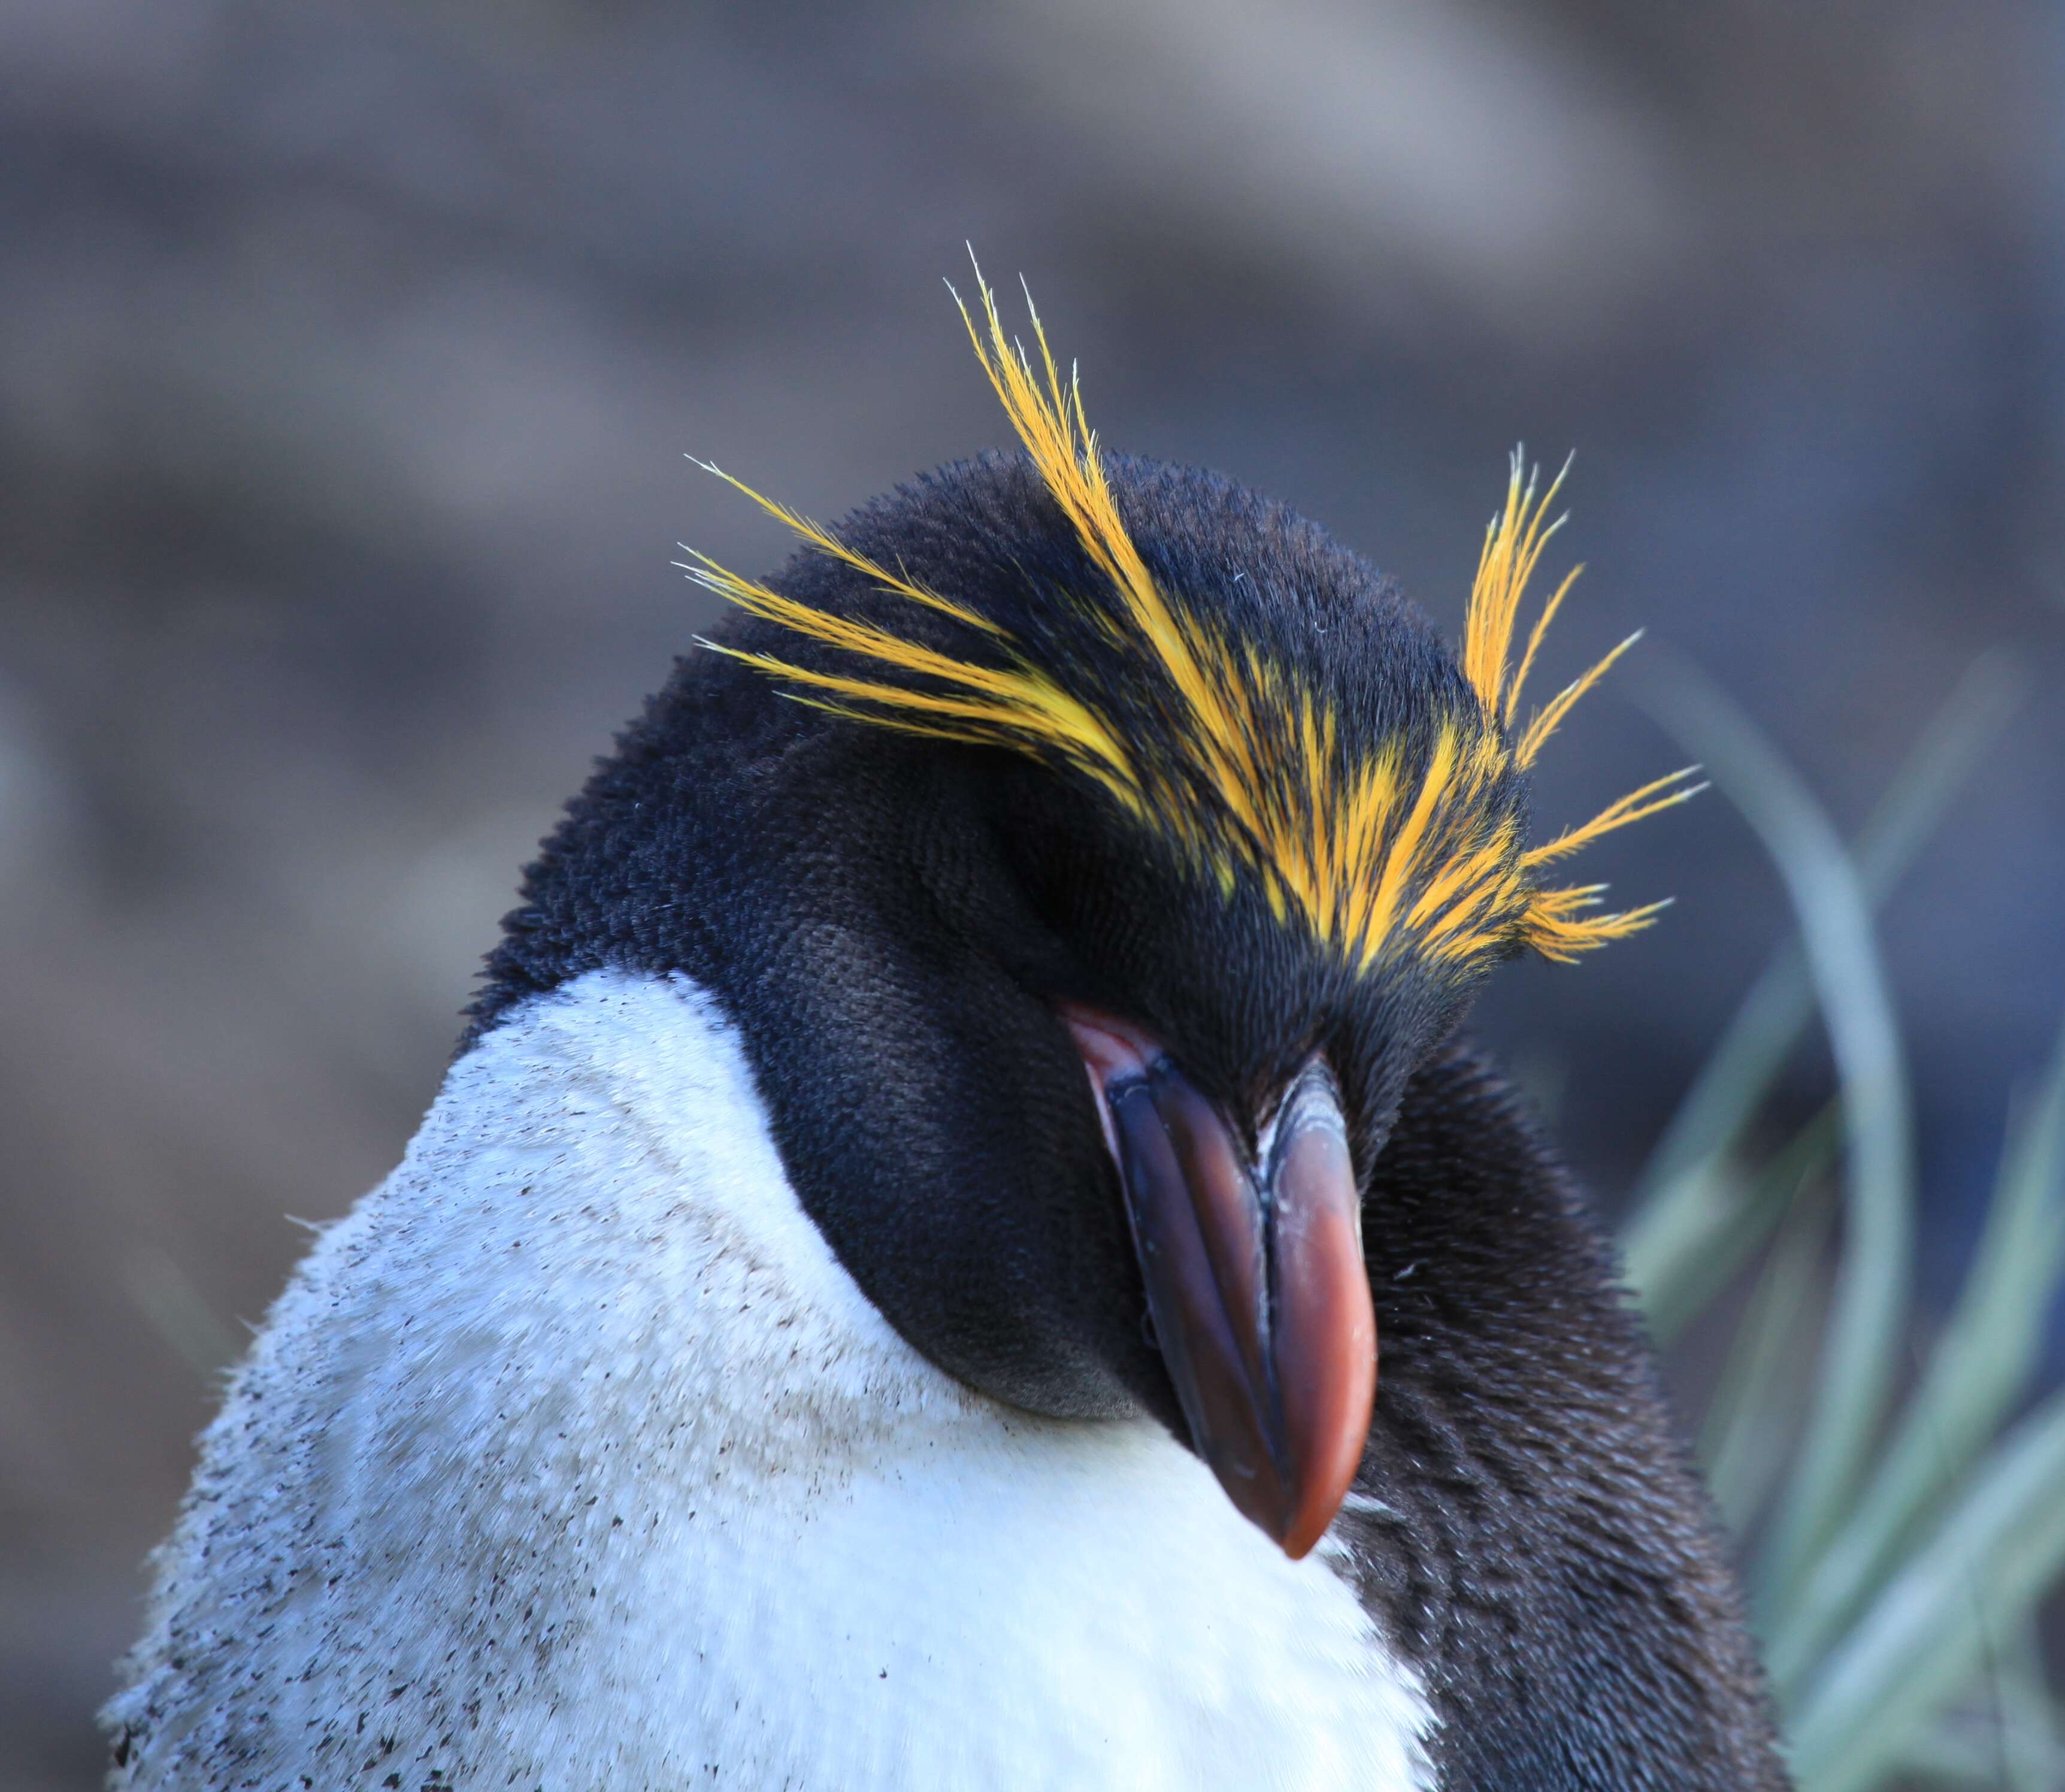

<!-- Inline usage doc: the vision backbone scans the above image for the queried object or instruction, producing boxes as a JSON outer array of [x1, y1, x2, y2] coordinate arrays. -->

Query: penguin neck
[[391, 968, 1442, 1790]]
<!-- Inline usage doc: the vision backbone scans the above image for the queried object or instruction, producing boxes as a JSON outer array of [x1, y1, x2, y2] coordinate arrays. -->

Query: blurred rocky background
[[1, 0, 2060, 1782]]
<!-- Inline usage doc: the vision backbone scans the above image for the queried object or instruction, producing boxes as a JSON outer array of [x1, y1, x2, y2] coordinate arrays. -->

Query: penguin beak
[[1063, 1009, 1377, 1560]]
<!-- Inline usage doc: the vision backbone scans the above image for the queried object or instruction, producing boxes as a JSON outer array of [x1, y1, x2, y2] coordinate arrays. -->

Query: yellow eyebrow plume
[[1460, 447, 1701, 955], [683, 267, 1693, 971]]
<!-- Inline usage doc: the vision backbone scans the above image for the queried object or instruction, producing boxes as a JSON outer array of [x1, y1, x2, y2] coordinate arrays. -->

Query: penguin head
[[479, 276, 1694, 1560]]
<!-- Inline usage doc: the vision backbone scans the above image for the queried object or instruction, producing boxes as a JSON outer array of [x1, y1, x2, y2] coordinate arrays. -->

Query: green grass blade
[[1700, 1173, 1835, 1536], [1652, 1098, 1850, 1354], [1624, 658, 2019, 1333], [1767, 1015, 2065, 1691], [1787, 1390, 2065, 1792], [1643, 663, 1916, 1597], [1640, 654, 2016, 1196]]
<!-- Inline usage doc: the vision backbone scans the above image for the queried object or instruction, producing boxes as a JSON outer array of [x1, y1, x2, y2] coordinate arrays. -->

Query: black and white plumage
[[105, 283, 1788, 1790]]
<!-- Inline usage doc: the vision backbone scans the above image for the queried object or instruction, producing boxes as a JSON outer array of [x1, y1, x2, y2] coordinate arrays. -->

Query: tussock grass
[[1623, 657, 2065, 1790]]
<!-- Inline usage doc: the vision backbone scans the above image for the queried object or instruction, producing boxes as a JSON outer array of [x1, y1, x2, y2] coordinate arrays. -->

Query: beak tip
[[1275, 1344, 1379, 1562], [1206, 1324, 1376, 1561]]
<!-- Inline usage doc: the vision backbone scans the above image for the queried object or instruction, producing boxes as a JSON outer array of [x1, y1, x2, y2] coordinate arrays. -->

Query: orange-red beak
[[1065, 1010, 1377, 1559]]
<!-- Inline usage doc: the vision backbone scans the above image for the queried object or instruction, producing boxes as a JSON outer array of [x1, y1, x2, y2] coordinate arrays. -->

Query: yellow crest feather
[[1458, 449, 1703, 956], [682, 268, 1694, 971]]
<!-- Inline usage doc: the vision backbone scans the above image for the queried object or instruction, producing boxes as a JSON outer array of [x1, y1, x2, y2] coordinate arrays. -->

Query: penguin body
[[108, 288, 1788, 1788], [108, 972, 1436, 1790]]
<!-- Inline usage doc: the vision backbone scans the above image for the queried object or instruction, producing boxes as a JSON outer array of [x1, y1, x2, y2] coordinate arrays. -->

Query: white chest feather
[[108, 971, 1436, 1791]]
